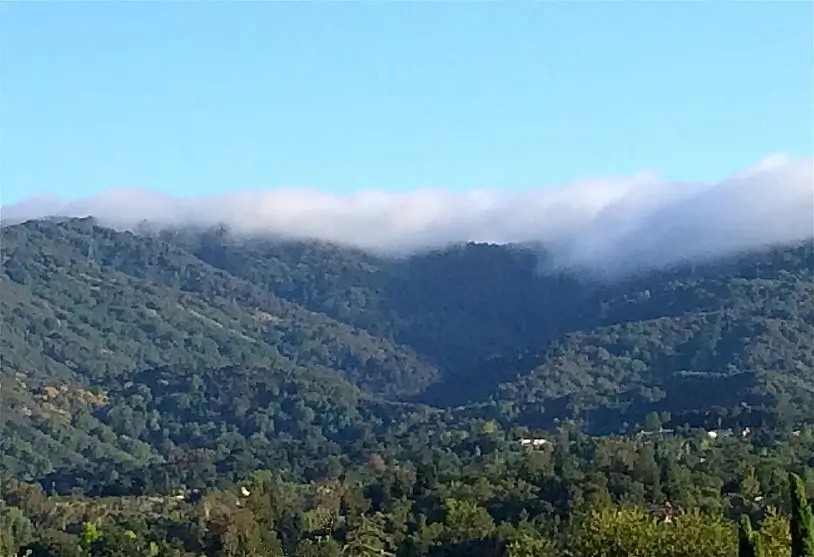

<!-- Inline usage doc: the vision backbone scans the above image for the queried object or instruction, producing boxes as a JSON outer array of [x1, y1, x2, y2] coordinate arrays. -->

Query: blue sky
[[1, 1, 812, 205]]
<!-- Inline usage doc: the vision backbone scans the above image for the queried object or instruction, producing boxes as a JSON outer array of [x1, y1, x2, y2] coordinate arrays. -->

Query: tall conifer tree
[[790, 473, 814, 557]]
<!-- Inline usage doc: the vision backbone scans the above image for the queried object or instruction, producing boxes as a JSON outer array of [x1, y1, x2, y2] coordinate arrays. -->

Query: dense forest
[[1, 216, 814, 556]]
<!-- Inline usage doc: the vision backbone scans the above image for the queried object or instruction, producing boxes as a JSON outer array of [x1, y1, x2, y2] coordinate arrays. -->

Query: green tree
[[342, 513, 394, 557], [505, 532, 557, 557], [79, 523, 101, 554], [0, 503, 33, 557], [86, 528, 162, 557], [790, 473, 814, 557], [442, 498, 496, 544], [741, 464, 762, 502], [757, 508, 791, 557], [739, 515, 764, 557], [574, 506, 735, 557]]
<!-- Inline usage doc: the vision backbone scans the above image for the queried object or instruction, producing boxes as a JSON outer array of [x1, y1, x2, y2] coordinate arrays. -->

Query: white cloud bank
[[2, 154, 812, 273]]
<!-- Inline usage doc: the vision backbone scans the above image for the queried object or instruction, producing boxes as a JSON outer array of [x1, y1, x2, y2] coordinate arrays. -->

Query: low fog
[[2, 154, 812, 274]]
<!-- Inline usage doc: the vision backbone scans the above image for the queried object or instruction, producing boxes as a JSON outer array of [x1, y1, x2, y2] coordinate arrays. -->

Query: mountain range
[[1, 216, 813, 492]]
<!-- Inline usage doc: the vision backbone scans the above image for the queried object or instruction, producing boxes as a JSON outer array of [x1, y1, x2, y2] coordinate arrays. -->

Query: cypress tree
[[789, 472, 814, 557], [738, 515, 762, 557]]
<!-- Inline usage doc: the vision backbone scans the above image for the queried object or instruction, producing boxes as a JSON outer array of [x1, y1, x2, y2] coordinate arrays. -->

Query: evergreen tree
[[789, 473, 814, 557], [738, 515, 762, 557], [342, 513, 394, 557]]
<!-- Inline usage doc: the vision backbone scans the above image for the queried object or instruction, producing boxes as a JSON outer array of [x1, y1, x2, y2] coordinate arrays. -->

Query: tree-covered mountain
[[1, 217, 813, 489]]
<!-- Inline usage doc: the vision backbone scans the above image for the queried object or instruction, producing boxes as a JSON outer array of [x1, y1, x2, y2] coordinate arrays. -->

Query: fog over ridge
[[2, 154, 812, 273]]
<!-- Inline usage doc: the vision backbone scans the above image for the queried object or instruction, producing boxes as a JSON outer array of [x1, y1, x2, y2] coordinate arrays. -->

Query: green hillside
[[1, 217, 813, 489]]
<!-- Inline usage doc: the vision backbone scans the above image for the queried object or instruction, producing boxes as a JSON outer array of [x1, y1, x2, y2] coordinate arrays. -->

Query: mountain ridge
[[2, 216, 813, 489]]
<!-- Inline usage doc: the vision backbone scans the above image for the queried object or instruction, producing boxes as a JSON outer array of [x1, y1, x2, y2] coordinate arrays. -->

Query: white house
[[519, 438, 550, 447]]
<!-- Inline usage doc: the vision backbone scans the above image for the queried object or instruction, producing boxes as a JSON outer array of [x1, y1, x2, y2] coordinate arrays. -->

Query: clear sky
[[1, 1, 812, 205]]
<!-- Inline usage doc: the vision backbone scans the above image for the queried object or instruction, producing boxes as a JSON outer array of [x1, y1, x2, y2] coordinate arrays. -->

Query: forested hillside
[[2, 217, 814, 480], [1, 216, 814, 556]]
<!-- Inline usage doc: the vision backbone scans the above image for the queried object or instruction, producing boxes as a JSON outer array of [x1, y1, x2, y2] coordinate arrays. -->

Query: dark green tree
[[738, 515, 762, 557], [790, 473, 814, 557]]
